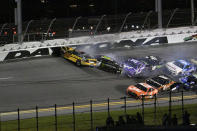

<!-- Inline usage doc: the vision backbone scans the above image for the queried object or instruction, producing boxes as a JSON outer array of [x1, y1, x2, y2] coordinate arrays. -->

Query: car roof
[[176, 60, 190, 65], [138, 83, 153, 89], [157, 75, 170, 80]]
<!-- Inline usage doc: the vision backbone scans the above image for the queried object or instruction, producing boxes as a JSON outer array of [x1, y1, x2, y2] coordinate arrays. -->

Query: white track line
[[0, 77, 12, 80]]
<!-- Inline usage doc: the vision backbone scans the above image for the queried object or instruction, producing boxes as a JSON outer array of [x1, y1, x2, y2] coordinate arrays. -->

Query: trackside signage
[[0, 33, 195, 62], [1, 47, 61, 61], [0, 36, 167, 61]]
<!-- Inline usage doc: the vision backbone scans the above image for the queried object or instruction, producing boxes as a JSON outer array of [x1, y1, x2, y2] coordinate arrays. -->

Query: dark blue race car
[[170, 74, 197, 92], [179, 74, 197, 90], [122, 58, 146, 77]]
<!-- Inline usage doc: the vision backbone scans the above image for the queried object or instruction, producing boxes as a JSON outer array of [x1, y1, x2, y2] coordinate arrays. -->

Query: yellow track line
[[2, 95, 197, 116]]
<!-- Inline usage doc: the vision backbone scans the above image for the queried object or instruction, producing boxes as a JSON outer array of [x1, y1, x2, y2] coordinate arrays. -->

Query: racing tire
[[76, 60, 81, 66]]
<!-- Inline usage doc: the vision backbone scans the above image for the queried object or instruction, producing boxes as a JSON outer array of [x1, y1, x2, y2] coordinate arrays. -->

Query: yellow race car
[[61, 47, 98, 67]]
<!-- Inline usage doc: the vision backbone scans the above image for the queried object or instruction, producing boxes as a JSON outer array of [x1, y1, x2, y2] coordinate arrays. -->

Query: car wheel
[[76, 60, 81, 66]]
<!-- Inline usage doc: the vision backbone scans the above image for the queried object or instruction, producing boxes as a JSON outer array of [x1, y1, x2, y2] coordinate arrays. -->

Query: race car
[[96, 55, 122, 73], [138, 55, 164, 71], [165, 60, 196, 76], [61, 46, 98, 67], [122, 58, 146, 77], [179, 73, 197, 90], [145, 75, 175, 91], [127, 83, 158, 99]]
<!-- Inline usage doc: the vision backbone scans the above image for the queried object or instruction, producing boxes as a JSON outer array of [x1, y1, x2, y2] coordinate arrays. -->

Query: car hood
[[127, 86, 144, 95]]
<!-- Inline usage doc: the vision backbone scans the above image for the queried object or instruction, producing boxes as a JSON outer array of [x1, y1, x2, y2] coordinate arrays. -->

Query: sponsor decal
[[4, 47, 61, 60], [1, 36, 167, 61]]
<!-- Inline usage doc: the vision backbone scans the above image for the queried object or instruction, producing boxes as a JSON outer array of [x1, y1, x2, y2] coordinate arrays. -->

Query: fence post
[[124, 96, 127, 115], [90, 100, 93, 131], [107, 98, 110, 117], [181, 90, 184, 117], [36, 106, 39, 131], [17, 108, 20, 131], [169, 90, 172, 126], [154, 94, 157, 125], [0, 113, 1, 131], [141, 95, 145, 124], [55, 104, 58, 131], [73, 102, 76, 131]]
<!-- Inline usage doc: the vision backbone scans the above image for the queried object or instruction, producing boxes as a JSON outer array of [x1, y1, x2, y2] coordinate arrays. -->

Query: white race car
[[165, 60, 196, 76]]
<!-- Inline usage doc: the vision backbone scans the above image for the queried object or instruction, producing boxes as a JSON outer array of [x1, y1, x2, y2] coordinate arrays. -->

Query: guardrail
[[0, 90, 197, 131]]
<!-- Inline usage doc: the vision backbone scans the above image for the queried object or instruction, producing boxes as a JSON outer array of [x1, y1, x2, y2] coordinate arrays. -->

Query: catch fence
[[0, 90, 197, 131], [0, 9, 197, 45]]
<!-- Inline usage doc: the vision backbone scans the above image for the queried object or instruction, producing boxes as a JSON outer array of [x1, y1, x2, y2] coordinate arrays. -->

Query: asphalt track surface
[[0, 42, 197, 113]]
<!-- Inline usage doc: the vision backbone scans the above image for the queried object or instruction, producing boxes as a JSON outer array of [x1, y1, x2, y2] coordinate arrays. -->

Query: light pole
[[15, 0, 22, 43], [191, 0, 195, 26], [157, 0, 163, 28], [119, 12, 131, 33]]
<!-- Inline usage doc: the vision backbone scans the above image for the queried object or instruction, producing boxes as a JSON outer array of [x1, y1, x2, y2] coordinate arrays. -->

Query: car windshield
[[152, 76, 170, 85], [79, 52, 92, 58], [104, 59, 119, 67], [174, 61, 185, 69], [146, 80, 161, 88], [136, 84, 148, 92]]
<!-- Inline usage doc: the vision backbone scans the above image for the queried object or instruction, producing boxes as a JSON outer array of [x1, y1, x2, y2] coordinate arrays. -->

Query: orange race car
[[127, 83, 158, 99], [145, 75, 176, 92]]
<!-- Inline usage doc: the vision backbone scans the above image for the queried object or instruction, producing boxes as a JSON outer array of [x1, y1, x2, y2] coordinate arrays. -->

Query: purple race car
[[122, 58, 146, 77]]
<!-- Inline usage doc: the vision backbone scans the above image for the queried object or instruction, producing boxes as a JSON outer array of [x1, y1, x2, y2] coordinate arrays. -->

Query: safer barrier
[[0, 26, 197, 62]]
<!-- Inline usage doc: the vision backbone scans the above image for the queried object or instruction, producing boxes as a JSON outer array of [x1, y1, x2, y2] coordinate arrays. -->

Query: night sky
[[0, 0, 196, 23]]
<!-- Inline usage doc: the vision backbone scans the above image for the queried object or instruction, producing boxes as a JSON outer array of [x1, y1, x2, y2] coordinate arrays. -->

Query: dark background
[[0, 0, 196, 24]]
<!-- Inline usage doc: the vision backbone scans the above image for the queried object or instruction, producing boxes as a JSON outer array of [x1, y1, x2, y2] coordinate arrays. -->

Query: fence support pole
[[124, 96, 127, 115], [73, 102, 76, 131], [107, 98, 110, 117], [36, 106, 39, 131], [0, 23, 7, 36], [141, 95, 145, 124], [70, 16, 81, 37], [169, 90, 172, 126], [166, 8, 179, 28], [119, 12, 131, 33], [94, 15, 106, 35], [0, 113, 1, 131], [45, 18, 56, 40], [17, 108, 20, 131], [22, 20, 34, 42], [55, 104, 57, 131], [181, 91, 184, 117], [142, 11, 153, 29], [90, 100, 93, 131], [154, 94, 157, 125]]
